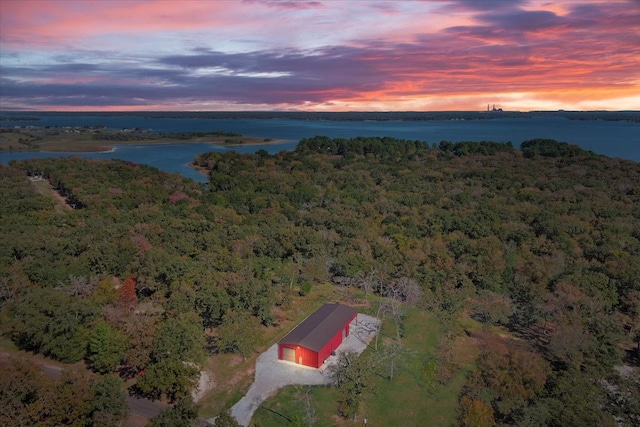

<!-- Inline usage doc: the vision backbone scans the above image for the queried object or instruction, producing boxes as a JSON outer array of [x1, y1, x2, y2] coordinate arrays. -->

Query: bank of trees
[[1, 136, 639, 424], [0, 359, 129, 426], [521, 138, 595, 158], [93, 130, 239, 141]]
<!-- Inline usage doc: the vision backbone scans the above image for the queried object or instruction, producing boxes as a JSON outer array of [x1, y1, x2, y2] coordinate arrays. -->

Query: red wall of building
[[278, 343, 319, 368], [279, 312, 357, 369], [299, 345, 318, 367]]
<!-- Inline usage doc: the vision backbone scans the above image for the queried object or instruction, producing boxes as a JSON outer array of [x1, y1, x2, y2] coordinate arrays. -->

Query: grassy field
[[251, 306, 481, 427]]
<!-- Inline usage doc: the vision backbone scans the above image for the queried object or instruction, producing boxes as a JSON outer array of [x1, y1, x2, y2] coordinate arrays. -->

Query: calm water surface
[[1, 115, 639, 183]]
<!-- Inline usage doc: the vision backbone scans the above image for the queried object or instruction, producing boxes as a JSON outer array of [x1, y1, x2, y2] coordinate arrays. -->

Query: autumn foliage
[[2, 138, 639, 420], [118, 276, 137, 314], [167, 190, 189, 205]]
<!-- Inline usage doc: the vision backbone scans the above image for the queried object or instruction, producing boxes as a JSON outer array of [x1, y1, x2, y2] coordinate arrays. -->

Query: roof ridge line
[[302, 304, 341, 340]]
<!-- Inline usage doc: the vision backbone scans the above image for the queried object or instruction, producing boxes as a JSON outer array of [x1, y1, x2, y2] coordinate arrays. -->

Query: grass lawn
[[253, 385, 340, 427], [251, 307, 480, 427]]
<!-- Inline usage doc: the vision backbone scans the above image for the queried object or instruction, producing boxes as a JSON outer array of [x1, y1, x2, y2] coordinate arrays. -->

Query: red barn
[[278, 303, 358, 368]]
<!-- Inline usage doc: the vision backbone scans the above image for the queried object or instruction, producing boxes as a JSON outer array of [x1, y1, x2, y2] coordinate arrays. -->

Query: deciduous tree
[[215, 310, 261, 359], [328, 351, 377, 419], [89, 374, 129, 427], [149, 397, 198, 427], [118, 276, 137, 314], [88, 320, 127, 373]]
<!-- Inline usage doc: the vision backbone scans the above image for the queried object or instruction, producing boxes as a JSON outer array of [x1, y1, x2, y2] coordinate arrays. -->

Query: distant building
[[278, 303, 357, 368], [488, 104, 503, 112]]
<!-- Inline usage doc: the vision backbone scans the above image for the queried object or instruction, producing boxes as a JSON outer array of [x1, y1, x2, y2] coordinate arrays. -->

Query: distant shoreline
[[189, 162, 210, 177], [0, 131, 288, 153], [2, 110, 638, 123], [2, 113, 639, 164]]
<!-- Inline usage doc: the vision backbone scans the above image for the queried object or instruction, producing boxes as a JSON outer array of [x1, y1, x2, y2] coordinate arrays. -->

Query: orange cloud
[[1, 0, 639, 111]]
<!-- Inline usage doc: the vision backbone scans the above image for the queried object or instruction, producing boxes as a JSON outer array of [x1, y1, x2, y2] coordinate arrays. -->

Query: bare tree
[[374, 339, 415, 382], [355, 267, 378, 297], [378, 299, 405, 341], [382, 281, 402, 301], [374, 302, 386, 351], [397, 277, 424, 306], [295, 386, 317, 427], [59, 275, 98, 298]]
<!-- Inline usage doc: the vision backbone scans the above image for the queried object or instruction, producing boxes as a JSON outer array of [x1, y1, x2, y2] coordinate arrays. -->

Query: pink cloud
[[1, 0, 639, 111], [244, 0, 326, 10], [0, 0, 231, 48]]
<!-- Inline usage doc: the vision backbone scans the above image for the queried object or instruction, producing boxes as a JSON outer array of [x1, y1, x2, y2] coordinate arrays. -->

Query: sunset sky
[[1, 0, 639, 112]]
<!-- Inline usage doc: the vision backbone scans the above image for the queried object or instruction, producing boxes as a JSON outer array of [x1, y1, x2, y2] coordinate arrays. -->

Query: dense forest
[[1, 136, 639, 426]]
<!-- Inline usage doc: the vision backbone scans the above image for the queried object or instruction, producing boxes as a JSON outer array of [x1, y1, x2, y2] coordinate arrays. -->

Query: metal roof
[[279, 303, 357, 352]]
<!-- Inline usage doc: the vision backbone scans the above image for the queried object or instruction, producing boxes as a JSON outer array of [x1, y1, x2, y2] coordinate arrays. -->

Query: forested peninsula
[[0, 126, 277, 152], [1, 137, 639, 426]]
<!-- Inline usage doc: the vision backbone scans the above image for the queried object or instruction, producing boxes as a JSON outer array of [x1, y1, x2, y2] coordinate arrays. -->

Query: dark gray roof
[[279, 303, 357, 352]]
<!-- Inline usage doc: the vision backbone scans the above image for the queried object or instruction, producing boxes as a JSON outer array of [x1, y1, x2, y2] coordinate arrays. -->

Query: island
[[0, 125, 283, 152]]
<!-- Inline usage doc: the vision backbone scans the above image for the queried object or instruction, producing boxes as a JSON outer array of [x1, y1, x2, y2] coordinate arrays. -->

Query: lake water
[[1, 114, 639, 183]]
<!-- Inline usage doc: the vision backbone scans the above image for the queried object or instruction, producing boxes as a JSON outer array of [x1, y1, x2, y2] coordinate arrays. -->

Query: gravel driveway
[[213, 313, 380, 427]]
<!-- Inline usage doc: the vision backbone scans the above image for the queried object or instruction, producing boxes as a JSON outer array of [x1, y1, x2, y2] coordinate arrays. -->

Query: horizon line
[[2, 109, 639, 114]]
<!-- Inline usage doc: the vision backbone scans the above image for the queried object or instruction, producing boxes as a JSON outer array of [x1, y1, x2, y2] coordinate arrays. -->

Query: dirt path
[[29, 176, 73, 212], [217, 314, 380, 427]]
